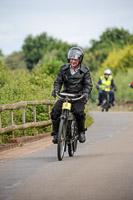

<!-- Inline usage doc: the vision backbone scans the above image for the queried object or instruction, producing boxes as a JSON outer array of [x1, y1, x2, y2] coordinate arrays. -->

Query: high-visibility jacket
[[99, 75, 112, 90]]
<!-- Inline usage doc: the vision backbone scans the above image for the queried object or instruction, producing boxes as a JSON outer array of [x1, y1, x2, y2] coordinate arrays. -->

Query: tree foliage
[[0, 49, 4, 59], [98, 44, 133, 75], [5, 51, 27, 70], [0, 61, 54, 142], [36, 56, 63, 78], [0, 60, 9, 88], [85, 27, 133, 71], [22, 32, 75, 71]]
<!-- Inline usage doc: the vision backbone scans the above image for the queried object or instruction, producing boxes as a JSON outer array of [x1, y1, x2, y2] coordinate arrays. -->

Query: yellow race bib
[[62, 102, 71, 110]]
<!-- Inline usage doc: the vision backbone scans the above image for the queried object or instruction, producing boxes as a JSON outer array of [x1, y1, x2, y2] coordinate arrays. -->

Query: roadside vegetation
[[0, 27, 133, 143]]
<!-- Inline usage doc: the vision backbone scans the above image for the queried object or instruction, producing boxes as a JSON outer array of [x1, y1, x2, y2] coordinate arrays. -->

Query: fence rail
[[115, 97, 133, 106], [0, 100, 56, 140]]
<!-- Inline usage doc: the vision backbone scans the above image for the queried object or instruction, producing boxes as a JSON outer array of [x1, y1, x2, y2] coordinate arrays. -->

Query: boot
[[51, 118, 60, 144], [97, 101, 101, 106], [79, 132, 86, 143], [52, 135, 58, 144], [77, 119, 86, 143]]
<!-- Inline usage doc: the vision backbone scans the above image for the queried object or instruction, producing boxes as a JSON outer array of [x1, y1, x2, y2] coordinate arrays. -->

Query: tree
[[0, 49, 4, 65], [98, 44, 133, 75], [22, 32, 76, 71], [5, 51, 27, 70], [22, 33, 51, 71], [35, 56, 63, 78], [90, 27, 133, 52], [85, 27, 133, 71], [0, 49, 4, 59]]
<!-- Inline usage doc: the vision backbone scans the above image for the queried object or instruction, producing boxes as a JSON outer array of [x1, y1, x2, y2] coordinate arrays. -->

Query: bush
[[0, 63, 54, 143]]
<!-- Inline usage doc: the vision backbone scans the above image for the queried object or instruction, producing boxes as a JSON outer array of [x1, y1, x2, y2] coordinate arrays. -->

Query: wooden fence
[[115, 97, 133, 107], [0, 100, 56, 142]]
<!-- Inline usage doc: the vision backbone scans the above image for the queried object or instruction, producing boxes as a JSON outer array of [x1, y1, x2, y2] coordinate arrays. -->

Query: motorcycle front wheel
[[68, 121, 78, 157], [57, 118, 67, 161]]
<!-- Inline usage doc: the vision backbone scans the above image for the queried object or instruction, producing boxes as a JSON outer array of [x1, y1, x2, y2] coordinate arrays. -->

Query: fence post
[[47, 105, 52, 129], [0, 101, 55, 140], [47, 105, 51, 119], [33, 105, 36, 122], [22, 107, 26, 135], [10, 110, 14, 138]]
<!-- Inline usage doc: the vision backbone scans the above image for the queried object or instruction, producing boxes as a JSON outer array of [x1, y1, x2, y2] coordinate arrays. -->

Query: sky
[[0, 0, 133, 56]]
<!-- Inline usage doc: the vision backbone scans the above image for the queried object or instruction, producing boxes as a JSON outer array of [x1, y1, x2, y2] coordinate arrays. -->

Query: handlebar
[[96, 83, 115, 91], [56, 92, 84, 101], [96, 83, 112, 89]]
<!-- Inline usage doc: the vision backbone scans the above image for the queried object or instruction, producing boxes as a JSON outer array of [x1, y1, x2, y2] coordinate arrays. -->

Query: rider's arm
[[111, 79, 117, 91], [96, 78, 102, 90], [82, 67, 93, 97], [53, 66, 64, 92]]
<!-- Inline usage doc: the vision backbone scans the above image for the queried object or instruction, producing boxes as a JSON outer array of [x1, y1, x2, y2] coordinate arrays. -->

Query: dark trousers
[[98, 90, 115, 103], [51, 99, 86, 132]]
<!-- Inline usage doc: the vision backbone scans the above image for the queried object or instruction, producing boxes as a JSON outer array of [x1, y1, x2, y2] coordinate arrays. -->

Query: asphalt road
[[0, 111, 133, 200]]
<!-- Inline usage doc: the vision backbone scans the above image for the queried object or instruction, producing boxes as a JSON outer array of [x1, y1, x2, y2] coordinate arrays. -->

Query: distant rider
[[51, 47, 93, 144], [96, 69, 117, 106]]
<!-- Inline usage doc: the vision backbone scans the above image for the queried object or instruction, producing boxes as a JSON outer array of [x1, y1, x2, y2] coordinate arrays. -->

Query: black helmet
[[67, 47, 84, 64]]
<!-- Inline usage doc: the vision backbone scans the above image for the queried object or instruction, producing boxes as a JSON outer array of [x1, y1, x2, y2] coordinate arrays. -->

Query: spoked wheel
[[68, 143, 74, 157], [57, 118, 67, 161], [101, 107, 104, 112], [68, 135, 78, 157], [105, 103, 109, 112], [73, 137, 78, 151], [68, 121, 78, 157], [106, 95, 110, 112], [106, 106, 109, 112], [101, 99, 107, 112], [101, 105, 105, 112]]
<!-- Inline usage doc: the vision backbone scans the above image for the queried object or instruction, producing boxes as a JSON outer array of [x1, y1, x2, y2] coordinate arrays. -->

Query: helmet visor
[[68, 50, 82, 60]]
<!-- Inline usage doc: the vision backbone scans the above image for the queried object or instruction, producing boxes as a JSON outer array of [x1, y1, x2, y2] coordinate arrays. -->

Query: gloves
[[83, 93, 89, 104], [52, 90, 59, 98], [96, 84, 100, 90], [99, 85, 105, 90]]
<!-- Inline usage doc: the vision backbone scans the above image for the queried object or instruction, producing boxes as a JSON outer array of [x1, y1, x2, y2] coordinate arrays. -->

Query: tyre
[[68, 143, 74, 157], [106, 103, 109, 112], [68, 121, 78, 157], [73, 137, 78, 152], [68, 121, 74, 157], [57, 118, 67, 161], [106, 93, 110, 112], [73, 121, 78, 152], [101, 99, 106, 112]]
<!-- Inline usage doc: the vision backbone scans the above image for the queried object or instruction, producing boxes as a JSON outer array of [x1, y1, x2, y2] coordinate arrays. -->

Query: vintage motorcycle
[[100, 86, 112, 112], [96, 84, 114, 112], [56, 92, 84, 161]]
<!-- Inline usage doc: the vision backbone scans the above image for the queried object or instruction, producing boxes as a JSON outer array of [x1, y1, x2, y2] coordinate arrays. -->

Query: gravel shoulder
[[0, 135, 53, 162]]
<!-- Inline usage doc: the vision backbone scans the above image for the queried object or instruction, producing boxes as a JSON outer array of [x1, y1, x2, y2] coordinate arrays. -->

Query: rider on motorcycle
[[96, 69, 117, 106], [51, 47, 93, 144]]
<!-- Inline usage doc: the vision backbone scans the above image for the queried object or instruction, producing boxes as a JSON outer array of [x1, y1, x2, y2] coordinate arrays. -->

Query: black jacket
[[53, 63, 93, 96]]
